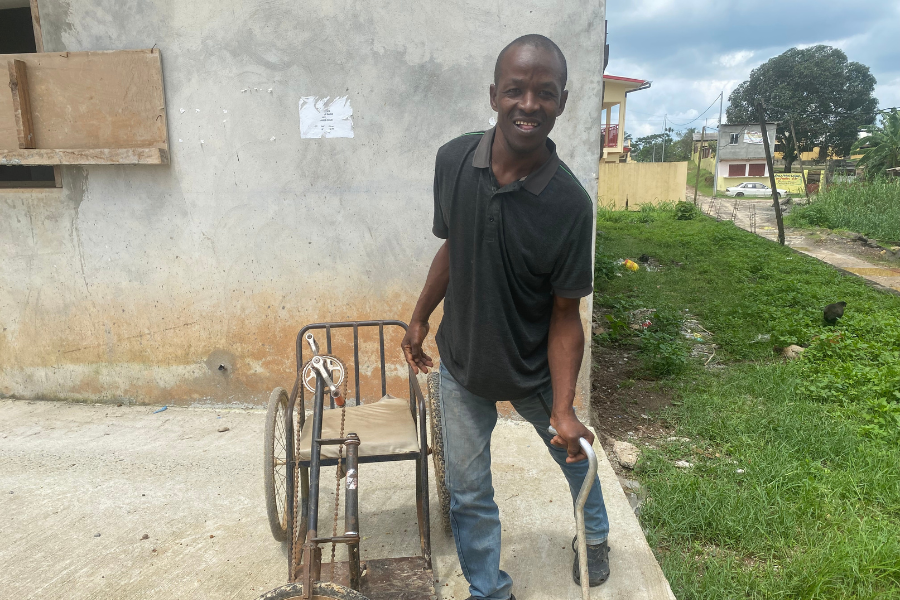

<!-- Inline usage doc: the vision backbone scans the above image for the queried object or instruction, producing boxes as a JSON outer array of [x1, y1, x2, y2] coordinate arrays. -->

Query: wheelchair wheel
[[264, 387, 289, 542], [426, 371, 452, 534], [256, 582, 369, 600]]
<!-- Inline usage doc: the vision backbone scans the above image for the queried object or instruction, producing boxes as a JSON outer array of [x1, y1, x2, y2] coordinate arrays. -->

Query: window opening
[[748, 163, 766, 177], [728, 163, 746, 177], [0, 4, 56, 188], [729, 133, 739, 145]]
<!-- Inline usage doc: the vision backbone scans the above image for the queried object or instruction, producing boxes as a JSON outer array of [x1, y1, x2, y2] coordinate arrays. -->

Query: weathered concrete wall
[[0, 0, 606, 407], [597, 161, 688, 209], [718, 123, 777, 160]]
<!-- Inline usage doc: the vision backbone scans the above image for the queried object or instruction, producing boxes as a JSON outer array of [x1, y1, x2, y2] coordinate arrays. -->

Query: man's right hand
[[401, 320, 434, 374]]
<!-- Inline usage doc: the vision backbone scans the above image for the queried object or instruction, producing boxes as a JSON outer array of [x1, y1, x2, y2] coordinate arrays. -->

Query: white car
[[725, 182, 788, 199]]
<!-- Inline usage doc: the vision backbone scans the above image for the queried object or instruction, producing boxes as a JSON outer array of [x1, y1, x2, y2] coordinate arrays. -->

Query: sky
[[605, 0, 900, 139]]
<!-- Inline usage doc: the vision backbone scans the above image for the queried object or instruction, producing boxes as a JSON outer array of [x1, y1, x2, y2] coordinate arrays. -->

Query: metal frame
[[284, 320, 432, 590]]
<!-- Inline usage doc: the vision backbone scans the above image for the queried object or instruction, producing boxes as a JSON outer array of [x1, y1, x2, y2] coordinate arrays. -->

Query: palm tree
[[852, 109, 900, 176]]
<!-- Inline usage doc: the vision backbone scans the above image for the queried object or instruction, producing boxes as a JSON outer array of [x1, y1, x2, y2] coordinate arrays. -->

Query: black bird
[[823, 301, 846, 325]]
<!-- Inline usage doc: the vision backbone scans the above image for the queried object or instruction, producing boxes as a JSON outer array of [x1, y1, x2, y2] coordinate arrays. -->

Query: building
[[692, 130, 717, 160], [0, 0, 607, 408], [601, 75, 650, 163], [715, 123, 777, 192]]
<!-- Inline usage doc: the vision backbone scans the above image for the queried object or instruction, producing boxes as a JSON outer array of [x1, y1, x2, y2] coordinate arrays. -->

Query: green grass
[[787, 180, 900, 241], [594, 205, 900, 599], [687, 161, 717, 198]]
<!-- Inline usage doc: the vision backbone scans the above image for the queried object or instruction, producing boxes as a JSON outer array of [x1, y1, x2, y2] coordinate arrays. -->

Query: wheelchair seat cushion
[[297, 394, 420, 461]]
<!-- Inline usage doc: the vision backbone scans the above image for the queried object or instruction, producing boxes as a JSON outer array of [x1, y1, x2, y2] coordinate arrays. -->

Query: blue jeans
[[438, 364, 609, 600]]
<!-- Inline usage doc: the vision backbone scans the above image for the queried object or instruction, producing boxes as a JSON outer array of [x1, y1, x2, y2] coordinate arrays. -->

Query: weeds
[[787, 179, 900, 241]]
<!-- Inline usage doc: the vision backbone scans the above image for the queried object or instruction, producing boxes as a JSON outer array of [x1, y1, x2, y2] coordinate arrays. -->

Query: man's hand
[[402, 320, 434, 374], [549, 411, 595, 463]]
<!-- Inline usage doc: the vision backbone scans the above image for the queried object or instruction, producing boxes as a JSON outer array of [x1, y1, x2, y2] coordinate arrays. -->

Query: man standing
[[401, 35, 610, 600]]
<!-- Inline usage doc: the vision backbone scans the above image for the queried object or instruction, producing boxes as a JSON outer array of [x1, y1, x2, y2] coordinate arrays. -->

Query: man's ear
[[557, 89, 569, 116], [489, 83, 498, 112]]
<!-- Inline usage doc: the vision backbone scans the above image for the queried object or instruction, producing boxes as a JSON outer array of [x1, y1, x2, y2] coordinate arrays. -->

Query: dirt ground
[[589, 343, 675, 477]]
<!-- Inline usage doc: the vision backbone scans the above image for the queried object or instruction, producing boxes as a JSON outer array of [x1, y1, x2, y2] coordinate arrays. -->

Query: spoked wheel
[[426, 370, 452, 535], [256, 582, 369, 600], [264, 387, 290, 542]]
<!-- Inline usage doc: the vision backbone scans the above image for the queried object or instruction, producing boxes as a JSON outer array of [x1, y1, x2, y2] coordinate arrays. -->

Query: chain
[[291, 391, 302, 577], [330, 379, 348, 578]]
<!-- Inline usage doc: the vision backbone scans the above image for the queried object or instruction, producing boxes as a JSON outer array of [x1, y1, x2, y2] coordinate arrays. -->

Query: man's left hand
[[549, 412, 595, 463]]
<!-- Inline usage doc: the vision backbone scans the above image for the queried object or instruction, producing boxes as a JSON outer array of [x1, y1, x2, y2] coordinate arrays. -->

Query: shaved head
[[494, 34, 567, 89]]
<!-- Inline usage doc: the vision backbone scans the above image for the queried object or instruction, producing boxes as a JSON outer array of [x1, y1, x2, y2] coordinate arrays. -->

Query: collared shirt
[[432, 127, 594, 400]]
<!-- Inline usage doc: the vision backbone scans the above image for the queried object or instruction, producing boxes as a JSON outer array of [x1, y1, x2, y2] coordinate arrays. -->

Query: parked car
[[725, 182, 788, 198]]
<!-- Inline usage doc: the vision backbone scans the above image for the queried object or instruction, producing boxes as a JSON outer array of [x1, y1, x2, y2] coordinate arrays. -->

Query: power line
[[662, 93, 723, 128]]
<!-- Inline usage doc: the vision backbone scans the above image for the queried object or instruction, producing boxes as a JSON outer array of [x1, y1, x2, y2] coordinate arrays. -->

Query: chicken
[[823, 301, 846, 325]]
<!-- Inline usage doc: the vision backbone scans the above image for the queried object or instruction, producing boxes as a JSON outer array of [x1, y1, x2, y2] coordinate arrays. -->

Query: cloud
[[605, 0, 900, 137]]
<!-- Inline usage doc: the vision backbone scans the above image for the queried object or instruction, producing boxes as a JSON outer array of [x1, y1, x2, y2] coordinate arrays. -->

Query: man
[[401, 34, 610, 600]]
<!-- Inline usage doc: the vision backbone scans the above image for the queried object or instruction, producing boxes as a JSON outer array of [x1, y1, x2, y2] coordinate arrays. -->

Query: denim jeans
[[438, 363, 609, 600]]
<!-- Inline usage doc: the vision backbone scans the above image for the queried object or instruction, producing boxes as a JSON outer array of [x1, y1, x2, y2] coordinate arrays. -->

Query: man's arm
[[401, 241, 450, 374], [547, 294, 594, 462]]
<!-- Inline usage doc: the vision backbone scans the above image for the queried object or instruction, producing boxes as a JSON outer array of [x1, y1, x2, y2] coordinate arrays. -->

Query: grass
[[594, 205, 900, 599], [687, 161, 717, 198], [787, 180, 900, 242]]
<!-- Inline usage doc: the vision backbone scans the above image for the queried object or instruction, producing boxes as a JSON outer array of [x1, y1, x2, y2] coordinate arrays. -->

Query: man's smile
[[513, 118, 542, 132]]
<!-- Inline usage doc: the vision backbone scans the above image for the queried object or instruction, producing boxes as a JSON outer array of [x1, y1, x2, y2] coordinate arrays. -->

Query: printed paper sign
[[743, 131, 764, 144], [299, 96, 354, 139]]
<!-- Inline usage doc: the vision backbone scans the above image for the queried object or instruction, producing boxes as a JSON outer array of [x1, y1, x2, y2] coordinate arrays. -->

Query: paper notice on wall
[[743, 131, 764, 144], [299, 96, 354, 139]]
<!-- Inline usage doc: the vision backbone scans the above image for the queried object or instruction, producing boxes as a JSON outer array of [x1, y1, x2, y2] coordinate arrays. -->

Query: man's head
[[490, 35, 569, 156]]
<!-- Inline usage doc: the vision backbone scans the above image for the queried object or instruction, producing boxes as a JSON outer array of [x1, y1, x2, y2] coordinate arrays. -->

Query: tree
[[630, 128, 694, 163], [726, 45, 878, 172], [852, 109, 900, 176]]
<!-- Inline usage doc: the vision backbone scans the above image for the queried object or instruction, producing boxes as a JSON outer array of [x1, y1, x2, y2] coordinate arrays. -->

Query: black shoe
[[572, 536, 610, 586]]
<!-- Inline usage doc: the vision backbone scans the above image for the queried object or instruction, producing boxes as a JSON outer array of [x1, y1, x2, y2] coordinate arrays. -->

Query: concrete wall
[[597, 161, 688, 209], [718, 124, 776, 160], [0, 0, 607, 407]]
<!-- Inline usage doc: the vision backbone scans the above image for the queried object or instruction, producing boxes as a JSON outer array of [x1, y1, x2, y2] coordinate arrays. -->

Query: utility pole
[[713, 91, 723, 197], [757, 100, 785, 245], [790, 119, 809, 201], [661, 114, 667, 162], [652, 143, 656, 163], [693, 125, 706, 206]]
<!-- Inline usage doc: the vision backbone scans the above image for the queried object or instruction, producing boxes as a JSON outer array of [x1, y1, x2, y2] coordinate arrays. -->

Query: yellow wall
[[598, 161, 688, 209]]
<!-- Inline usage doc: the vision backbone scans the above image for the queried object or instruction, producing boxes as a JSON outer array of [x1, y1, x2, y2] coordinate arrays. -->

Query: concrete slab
[[0, 400, 673, 600]]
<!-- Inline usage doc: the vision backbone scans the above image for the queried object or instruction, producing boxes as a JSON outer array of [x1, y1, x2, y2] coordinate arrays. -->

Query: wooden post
[[790, 119, 809, 201], [8, 60, 36, 149], [693, 125, 705, 206], [756, 101, 785, 245]]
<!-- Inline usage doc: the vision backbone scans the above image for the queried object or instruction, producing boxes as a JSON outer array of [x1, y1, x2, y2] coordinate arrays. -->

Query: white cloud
[[717, 50, 754, 68]]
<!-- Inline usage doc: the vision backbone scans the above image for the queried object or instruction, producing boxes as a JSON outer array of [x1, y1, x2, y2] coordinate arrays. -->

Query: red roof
[[603, 74, 647, 84]]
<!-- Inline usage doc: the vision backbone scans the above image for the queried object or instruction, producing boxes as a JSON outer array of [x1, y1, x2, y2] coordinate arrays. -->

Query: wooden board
[[0, 49, 168, 155], [8, 60, 36, 148], [0, 147, 168, 165]]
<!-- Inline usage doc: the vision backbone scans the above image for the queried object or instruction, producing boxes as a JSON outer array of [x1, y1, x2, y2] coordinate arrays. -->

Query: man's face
[[490, 44, 568, 156]]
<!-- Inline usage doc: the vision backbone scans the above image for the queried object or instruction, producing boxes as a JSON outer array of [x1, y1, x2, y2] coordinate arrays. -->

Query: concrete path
[[0, 399, 674, 600], [697, 195, 900, 294]]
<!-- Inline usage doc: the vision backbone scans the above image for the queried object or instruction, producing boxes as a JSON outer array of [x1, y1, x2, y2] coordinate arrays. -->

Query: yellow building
[[601, 75, 650, 163]]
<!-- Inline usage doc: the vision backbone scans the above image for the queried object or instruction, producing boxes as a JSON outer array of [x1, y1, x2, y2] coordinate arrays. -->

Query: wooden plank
[[8, 60, 36, 149], [0, 49, 168, 154], [30, 0, 44, 53], [0, 147, 168, 165]]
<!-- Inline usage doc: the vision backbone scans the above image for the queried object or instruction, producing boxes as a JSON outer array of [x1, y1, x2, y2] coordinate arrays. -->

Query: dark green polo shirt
[[433, 127, 594, 400]]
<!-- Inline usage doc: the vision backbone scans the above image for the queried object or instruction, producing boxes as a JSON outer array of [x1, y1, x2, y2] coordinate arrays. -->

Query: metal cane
[[549, 425, 598, 600]]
